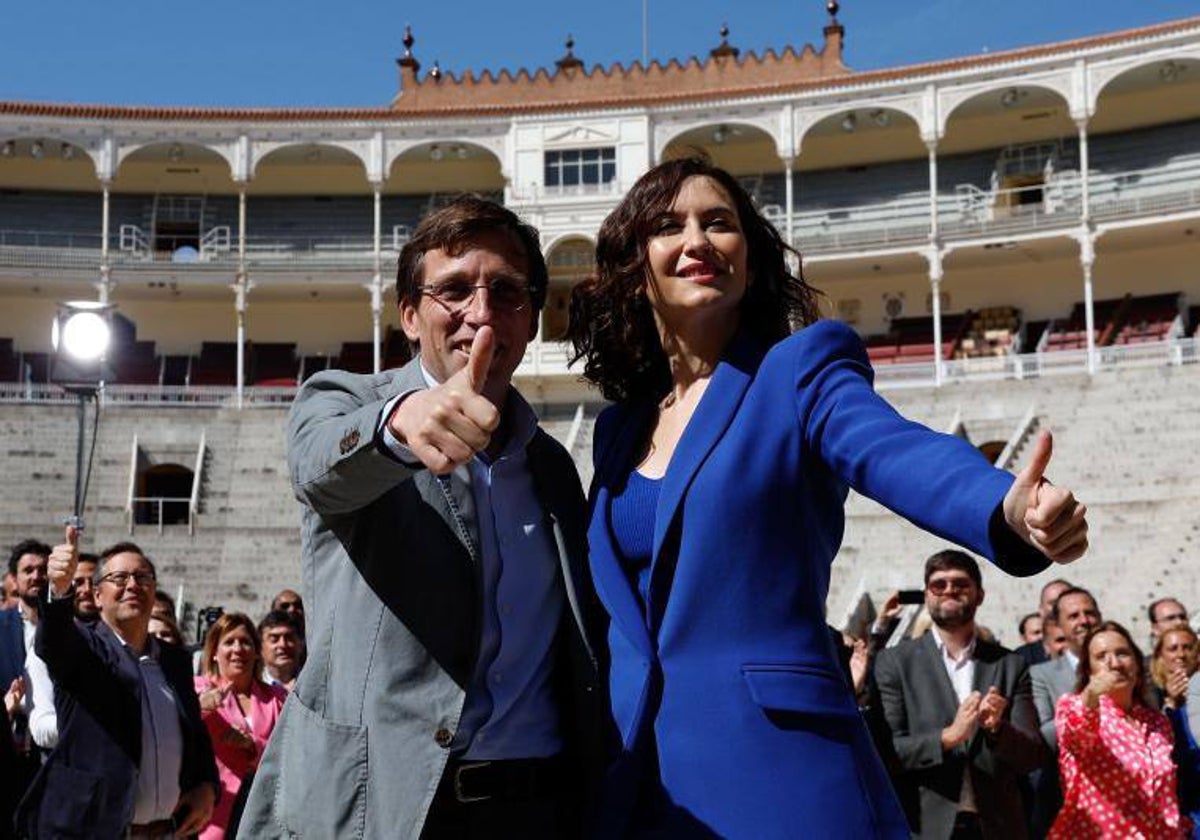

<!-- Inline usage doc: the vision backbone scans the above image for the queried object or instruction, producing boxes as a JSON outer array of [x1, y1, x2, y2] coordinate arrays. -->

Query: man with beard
[[874, 550, 1045, 838], [26, 551, 101, 750]]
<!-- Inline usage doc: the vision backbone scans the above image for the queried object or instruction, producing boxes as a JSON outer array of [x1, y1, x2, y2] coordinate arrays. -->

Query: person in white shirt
[[874, 549, 1046, 838]]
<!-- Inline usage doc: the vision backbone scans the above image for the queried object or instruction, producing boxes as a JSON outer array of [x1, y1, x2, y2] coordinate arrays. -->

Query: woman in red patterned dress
[[1051, 620, 1188, 838]]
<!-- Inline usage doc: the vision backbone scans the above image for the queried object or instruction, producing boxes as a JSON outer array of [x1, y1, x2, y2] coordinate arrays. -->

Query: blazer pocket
[[273, 693, 369, 838], [741, 663, 859, 719], [39, 763, 105, 837]]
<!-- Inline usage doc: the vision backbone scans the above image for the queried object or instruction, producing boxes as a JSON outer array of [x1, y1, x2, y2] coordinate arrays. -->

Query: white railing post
[[372, 182, 384, 373], [189, 429, 206, 536], [1079, 233, 1097, 375], [126, 433, 138, 534]]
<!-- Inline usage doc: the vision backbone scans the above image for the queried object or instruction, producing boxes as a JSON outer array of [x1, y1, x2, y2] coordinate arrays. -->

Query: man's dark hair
[[97, 541, 157, 579], [923, 549, 982, 589], [394, 195, 548, 330], [8, 539, 51, 576], [8, 537, 51, 578], [1018, 612, 1040, 637], [1148, 597, 1185, 624], [258, 609, 302, 637], [1052, 586, 1098, 623]]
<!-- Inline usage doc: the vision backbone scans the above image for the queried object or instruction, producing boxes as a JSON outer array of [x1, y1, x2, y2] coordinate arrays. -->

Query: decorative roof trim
[[0, 15, 1196, 122]]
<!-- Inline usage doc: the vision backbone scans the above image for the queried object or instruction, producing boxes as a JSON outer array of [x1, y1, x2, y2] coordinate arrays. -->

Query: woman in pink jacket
[[194, 612, 287, 839]]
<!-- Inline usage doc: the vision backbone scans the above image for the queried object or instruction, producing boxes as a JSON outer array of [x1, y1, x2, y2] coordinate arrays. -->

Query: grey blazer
[[1030, 654, 1077, 751], [237, 359, 607, 839], [873, 632, 1046, 840]]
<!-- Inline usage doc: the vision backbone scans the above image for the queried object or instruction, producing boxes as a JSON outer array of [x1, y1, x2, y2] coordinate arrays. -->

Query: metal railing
[[130, 496, 192, 534], [2, 336, 1196, 406]]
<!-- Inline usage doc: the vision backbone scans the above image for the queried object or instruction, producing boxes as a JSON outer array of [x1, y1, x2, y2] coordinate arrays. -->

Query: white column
[[1080, 234, 1097, 375], [235, 185, 248, 407], [928, 248, 945, 387], [926, 141, 939, 241], [98, 181, 112, 303], [783, 156, 795, 248], [372, 184, 383, 373], [1076, 119, 1091, 223], [370, 283, 383, 374]]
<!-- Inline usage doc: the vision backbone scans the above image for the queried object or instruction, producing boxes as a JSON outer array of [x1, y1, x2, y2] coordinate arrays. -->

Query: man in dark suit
[[16, 531, 218, 839], [239, 197, 606, 839], [875, 550, 1046, 839]]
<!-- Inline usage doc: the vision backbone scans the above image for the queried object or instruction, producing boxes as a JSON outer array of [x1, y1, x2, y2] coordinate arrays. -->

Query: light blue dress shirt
[[380, 363, 565, 759]]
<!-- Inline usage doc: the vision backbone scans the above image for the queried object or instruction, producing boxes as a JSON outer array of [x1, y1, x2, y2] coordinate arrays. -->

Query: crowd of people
[[0, 157, 1182, 838], [849, 553, 1200, 838], [0, 533, 305, 838]]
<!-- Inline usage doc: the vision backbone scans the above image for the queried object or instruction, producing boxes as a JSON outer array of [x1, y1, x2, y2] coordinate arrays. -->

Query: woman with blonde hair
[[1154, 624, 1200, 835], [194, 612, 286, 839]]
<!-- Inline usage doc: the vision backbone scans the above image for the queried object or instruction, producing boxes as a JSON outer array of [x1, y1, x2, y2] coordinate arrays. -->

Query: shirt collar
[[932, 626, 977, 663], [417, 359, 538, 458]]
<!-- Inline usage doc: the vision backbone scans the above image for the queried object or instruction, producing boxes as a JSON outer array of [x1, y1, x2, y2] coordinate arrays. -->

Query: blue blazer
[[587, 321, 1048, 839], [0, 607, 24, 689]]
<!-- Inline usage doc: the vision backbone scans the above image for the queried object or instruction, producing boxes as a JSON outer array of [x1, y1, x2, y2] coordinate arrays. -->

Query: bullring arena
[[2, 7, 1199, 645]]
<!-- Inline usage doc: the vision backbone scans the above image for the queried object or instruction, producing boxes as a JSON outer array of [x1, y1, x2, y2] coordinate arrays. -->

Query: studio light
[[50, 301, 116, 532], [51, 300, 114, 389]]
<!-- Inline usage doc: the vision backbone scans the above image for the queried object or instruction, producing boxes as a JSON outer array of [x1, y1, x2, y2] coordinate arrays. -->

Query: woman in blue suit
[[567, 157, 1089, 838]]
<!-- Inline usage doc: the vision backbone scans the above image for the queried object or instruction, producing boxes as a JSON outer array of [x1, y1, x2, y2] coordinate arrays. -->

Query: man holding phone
[[873, 550, 1046, 838], [16, 529, 218, 839]]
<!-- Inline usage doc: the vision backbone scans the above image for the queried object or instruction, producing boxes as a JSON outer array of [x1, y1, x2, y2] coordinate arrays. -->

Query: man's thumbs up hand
[[388, 327, 502, 476], [48, 524, 80, 598], [1001, 430, 1088, 563]]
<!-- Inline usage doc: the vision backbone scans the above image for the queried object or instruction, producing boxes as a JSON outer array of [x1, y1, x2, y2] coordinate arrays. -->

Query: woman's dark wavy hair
[[1073, 620, 1150, 705], [567, 156, 821, 402]]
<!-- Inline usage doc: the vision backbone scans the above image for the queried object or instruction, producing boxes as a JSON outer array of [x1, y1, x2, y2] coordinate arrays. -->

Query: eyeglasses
[[100, 571, 156, 589], [419, 279, 531, 314], [927, 578, 974, 594]]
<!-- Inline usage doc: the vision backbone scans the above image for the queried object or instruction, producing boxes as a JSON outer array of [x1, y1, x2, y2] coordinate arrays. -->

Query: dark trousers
[[420, 757, 568, 840]]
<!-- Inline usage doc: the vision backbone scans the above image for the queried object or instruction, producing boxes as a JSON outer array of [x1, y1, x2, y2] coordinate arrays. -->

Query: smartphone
[[896, 589, 924, 605]]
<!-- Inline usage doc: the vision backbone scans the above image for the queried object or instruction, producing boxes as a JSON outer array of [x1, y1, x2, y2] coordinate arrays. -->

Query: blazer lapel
[[649, 333, 761, 612], [587, 403, 655, 659]]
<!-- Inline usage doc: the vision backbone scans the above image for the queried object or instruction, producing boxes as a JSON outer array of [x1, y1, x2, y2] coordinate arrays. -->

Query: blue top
[[608, 470, 662, 614]]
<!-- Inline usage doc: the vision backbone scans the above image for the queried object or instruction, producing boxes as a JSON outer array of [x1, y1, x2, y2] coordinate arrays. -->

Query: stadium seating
[[248, 342, 298, 385]]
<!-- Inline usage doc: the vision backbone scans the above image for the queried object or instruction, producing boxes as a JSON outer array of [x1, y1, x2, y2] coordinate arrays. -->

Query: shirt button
[[434, 728, 453, 748]]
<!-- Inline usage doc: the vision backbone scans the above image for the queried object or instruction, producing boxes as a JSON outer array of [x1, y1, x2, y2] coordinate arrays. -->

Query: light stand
[[51, 301, 115, 531]]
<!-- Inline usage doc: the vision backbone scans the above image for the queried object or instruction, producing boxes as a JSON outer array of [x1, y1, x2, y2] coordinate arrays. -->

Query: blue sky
[[3, 0, 1197, 107]]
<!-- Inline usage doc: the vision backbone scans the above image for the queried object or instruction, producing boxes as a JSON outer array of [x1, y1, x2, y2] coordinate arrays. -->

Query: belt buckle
[[453, 761, 493, 803]]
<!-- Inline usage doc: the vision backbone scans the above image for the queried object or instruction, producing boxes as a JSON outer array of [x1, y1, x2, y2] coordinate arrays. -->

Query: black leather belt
[[439, 756, 562, 804]]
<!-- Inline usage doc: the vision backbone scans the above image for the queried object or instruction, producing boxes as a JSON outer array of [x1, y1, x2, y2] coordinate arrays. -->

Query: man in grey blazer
[[239, 197, 607, 839], [874, 550, 1046, 839], [1027, 586, 1101, 834]]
